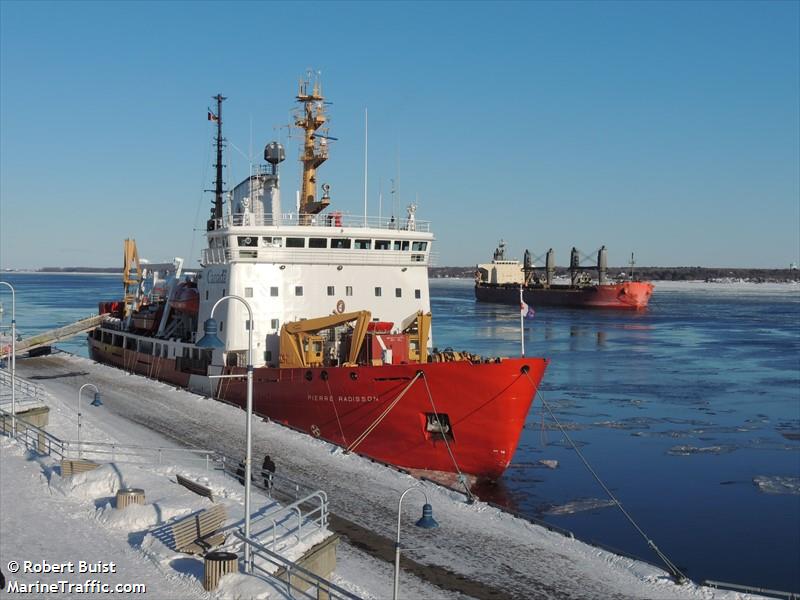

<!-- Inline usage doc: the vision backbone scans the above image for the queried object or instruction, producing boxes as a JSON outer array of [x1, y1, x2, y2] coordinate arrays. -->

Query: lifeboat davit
[[170, 282, 199, 315]]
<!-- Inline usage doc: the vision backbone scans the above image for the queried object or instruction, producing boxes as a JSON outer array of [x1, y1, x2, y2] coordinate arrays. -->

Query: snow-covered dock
[[3, 353, 773, 599]]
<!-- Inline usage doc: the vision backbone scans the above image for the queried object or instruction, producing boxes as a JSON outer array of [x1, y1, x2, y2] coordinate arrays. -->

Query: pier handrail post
[[198, 294, 254, 573], [393, 485, 439, 600], [0, 281, 16, 437]]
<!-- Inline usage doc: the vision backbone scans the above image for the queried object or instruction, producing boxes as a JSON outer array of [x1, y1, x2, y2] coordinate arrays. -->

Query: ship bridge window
[[375, 240, 391, 250], [331, 238, 351, 249], [374, 287, 382, 297], [263, 236, 283, 248], [354, 239, 371, 250], [309, 238, 327, 248], [411, 254, 425, 262], [286, 237, 305, 248], [345, 286, 353, 296], [238, 236, 258, 247], [125, 337, 137, 351], [412, 241, 428, 252], [112, 334, 123, 348], [393, 241, 410, 251], [395, 288, 402, 298], [327, 286, 335, 296]]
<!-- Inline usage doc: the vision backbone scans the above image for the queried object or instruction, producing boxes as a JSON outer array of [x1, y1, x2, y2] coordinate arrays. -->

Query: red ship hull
[[88, 335, 547, 479], [476, 281, 654, 309]]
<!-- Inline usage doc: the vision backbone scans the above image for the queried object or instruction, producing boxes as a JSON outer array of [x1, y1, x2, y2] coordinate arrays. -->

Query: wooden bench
[[61, 459, 100, 477], [176, 474, 214, 502], [163, 504, 228, 555]]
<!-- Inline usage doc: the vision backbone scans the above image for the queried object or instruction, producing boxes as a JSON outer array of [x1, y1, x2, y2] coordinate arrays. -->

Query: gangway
[[0, 314, 107, 358]]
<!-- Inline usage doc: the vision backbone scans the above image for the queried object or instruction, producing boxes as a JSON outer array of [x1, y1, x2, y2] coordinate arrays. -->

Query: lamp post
[[0, 281, 16, 436], [394, 486, 439, 600], [196, 295, 254, 573], [76, 383, 103, 451]]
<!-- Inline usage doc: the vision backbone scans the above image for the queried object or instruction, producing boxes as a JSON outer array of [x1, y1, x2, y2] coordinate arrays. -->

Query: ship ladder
[[522, 370, 688, 584], [345, 371, 423, 454]]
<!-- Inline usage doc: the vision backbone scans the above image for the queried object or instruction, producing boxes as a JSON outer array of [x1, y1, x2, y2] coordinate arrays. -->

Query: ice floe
[[752, 476, 800, 495]]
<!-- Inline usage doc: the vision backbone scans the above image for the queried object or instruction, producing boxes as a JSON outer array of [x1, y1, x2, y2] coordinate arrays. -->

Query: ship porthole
[[349, 371, 358, 381], [305, 371, 313, 381], [321, 370, 329, 381]]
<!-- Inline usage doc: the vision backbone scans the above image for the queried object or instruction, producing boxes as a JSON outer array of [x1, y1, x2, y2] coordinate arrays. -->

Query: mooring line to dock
[[324, 378, 348, 446], [523, 371, 688, 584], [345, 371, 422, 454], [420, 372, 475, 502]]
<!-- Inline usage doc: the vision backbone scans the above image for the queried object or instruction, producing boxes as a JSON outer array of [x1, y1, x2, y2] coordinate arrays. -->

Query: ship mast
[[208, 94, 226, 230], [295, 74, 331, 224]]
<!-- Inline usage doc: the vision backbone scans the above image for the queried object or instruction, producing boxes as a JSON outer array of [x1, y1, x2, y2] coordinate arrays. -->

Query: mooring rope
[[345, 371, 422, 454], [523, 372, 688, 583], [420, 372, 475, 502], [324, 378, 348, 446]]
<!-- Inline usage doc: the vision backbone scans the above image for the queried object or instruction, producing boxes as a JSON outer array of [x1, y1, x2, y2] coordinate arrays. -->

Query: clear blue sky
[[1, 1, 798, 269]]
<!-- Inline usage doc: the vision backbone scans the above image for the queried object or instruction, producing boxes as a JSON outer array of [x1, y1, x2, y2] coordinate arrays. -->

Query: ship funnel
[[597, 245, 608, 285], [546, 248, 555, 287]]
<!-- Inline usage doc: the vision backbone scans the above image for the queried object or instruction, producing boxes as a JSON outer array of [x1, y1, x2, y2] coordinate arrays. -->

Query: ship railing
[[211, 212, 431, 232], [228, 531, 363, 600], [202, 246, 429, 267]]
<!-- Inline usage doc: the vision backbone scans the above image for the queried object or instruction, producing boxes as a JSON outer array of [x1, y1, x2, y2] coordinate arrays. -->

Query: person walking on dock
[[262, 455, 276, 494]]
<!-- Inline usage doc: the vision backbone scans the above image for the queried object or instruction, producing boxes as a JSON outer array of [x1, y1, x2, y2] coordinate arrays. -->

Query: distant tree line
[[35, 265, 800, 282], [39, 267, 122, 273]]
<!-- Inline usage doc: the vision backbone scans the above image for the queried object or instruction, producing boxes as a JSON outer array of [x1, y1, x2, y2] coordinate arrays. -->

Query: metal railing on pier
[[230, 531, 362, 600]]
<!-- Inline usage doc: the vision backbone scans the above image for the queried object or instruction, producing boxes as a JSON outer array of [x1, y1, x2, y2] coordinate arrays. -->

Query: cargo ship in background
[[87, 76, 549, 482], [476, 240, 654, 309]]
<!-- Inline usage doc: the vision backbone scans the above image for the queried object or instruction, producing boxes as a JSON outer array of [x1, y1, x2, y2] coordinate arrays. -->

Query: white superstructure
[[198, 208, 433, 367]]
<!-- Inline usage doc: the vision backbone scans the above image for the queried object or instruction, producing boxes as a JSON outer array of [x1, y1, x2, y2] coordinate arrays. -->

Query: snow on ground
[[10, 353, 772, 599], [0, 363, 465, 600]]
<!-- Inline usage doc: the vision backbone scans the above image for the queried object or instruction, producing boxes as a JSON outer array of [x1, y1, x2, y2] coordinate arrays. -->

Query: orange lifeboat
[[170, 282, 199, 315]]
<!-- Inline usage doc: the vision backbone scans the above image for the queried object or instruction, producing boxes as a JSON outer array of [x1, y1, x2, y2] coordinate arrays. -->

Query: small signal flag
[[208, 110, 218, 122]]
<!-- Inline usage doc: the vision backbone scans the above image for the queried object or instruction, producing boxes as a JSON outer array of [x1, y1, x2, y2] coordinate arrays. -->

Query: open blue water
[[1, 273, 798, 592]]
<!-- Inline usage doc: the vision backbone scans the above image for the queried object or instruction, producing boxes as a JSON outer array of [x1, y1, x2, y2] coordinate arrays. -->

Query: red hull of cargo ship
[[476, 281, 654, 309], [88, 336, 546, 479]]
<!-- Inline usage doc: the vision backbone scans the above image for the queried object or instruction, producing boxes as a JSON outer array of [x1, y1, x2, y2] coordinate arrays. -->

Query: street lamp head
[[91, 392, 103, 407], [196, 317, 224, 348], [415, 503, 439, 529]]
